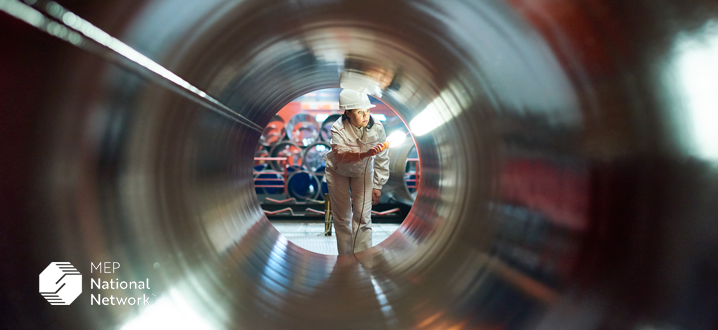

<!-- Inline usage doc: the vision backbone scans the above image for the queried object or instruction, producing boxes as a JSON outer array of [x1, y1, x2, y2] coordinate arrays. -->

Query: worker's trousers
[[325, 167, 373, 255]]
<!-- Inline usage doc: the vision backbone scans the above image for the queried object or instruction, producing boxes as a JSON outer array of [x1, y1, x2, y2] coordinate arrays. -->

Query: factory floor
[[271, 221, 401, 255]]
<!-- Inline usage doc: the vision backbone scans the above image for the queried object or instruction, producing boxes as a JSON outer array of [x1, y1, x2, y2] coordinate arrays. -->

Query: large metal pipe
[[2, 0, 718, 329], [382, 142, 417, 205]]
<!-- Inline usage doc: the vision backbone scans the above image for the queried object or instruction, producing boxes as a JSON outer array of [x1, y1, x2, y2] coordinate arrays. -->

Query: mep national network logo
[[39, 262, 82, 305]]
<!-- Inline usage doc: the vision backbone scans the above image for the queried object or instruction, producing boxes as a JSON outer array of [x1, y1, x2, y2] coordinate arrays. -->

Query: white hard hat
[[338, 89, 376, 111]]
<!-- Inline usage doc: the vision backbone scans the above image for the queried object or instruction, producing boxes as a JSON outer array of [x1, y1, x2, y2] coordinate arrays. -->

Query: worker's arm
[[372, 124, 390, 190], [330, 127, 382, 164], [335, 145, 384, 163], [334, 150, 369, 163]]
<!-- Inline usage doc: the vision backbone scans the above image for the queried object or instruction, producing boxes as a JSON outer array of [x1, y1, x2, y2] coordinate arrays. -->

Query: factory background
[[1, 0, 718, 329], [255, 88, 417, 254]]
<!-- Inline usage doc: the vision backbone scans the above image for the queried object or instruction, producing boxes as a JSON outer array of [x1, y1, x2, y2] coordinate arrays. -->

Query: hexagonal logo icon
[[39, 262, 82, 305]]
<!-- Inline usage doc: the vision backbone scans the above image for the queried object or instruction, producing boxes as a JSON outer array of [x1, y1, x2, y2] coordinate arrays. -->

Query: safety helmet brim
[[339, 89, 377, 111], [340, 103, 376, 111]]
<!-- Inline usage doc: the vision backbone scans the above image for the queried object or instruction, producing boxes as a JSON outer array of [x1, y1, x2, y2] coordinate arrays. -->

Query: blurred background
[[1, 0, 717, 329]]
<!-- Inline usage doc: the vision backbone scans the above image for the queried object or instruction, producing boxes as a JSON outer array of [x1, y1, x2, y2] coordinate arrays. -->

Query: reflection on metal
[[371, 208, 400, 216], [265, 197, 298, 204], [302, 141, 330, 171], [260, 115, 286, 146], [320, 114, 341, 141], [0, 0, 263, 132], [668, 30, 718, 161], [409, 89, 469, 136], [339, 71, 383, 97], [269, 142, 303, 171], [383, 116, 408, 134], [3, 0, 718, 329], [264, 207, 294, 216], [286, 113, 320, 147], [305, 208, 325, 215], [382, 142, 418, 205], [286, 170, 320, 201], [254, 145, 269, 166]]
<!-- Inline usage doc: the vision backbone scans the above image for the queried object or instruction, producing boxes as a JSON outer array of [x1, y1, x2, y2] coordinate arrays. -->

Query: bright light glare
[[120, 289, 215, 330], [674, 23, 718, 160], [0, 0, 44, 27], [371, 114, 387, 121], [409, 89, 465, 136], [386, 131, 407, 148], [315, 114, 329, 122], [409, 105, 444, 136], [0, 0, 261, 132]]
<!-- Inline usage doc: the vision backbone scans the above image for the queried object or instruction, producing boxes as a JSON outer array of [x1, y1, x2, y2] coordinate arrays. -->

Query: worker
[[324, 89, 390, 255]]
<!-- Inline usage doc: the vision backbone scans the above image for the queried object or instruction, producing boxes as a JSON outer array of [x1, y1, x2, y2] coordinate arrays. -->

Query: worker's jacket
[[324, 118, 390, 190]]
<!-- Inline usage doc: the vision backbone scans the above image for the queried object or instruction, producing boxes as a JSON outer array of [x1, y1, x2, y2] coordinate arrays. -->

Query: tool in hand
[[369, 131, 410, 155]]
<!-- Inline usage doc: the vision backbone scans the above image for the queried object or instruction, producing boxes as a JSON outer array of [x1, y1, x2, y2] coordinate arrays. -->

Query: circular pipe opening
[[257, 89, 414, 255], [11, 0, 717, 329], [47, 2, 504, 325]]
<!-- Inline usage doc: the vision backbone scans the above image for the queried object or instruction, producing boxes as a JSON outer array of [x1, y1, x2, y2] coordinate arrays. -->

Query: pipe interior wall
[[2, 0, 718, 329]]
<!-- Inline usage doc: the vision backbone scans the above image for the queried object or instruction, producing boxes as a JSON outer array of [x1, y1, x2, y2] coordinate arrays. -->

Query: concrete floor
[[271, 221, 400, 255]]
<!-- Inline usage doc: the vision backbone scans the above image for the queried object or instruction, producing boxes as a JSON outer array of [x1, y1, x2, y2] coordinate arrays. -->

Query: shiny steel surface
[[382, 142, 418, 205], [269, 141, 304, 171], [302, 141, 331, 172], [286, 113, 320, 147], [286, 170, 321, 201], [259, 115, 287, 146], [320, 114, 341, 141], [2, 0, 718, 330], [254, 146, 270, 166]]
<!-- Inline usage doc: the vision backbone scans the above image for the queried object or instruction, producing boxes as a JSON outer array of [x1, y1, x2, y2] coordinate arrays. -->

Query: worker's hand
[[371, 189, 381, 205], [367, 144, 384, 157]]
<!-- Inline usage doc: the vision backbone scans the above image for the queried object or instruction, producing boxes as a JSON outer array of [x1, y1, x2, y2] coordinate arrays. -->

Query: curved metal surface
[[269, 141, 303, 171], [286, 113, 320, 146], [2, 0, 718, 330], [286, 170, 321, 201], [320, 113, 341, 141], [302, 141, 331, 172], [254, 144, 270, 166], [382, 142, 418, 205], [259, 115, 287, 146]]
